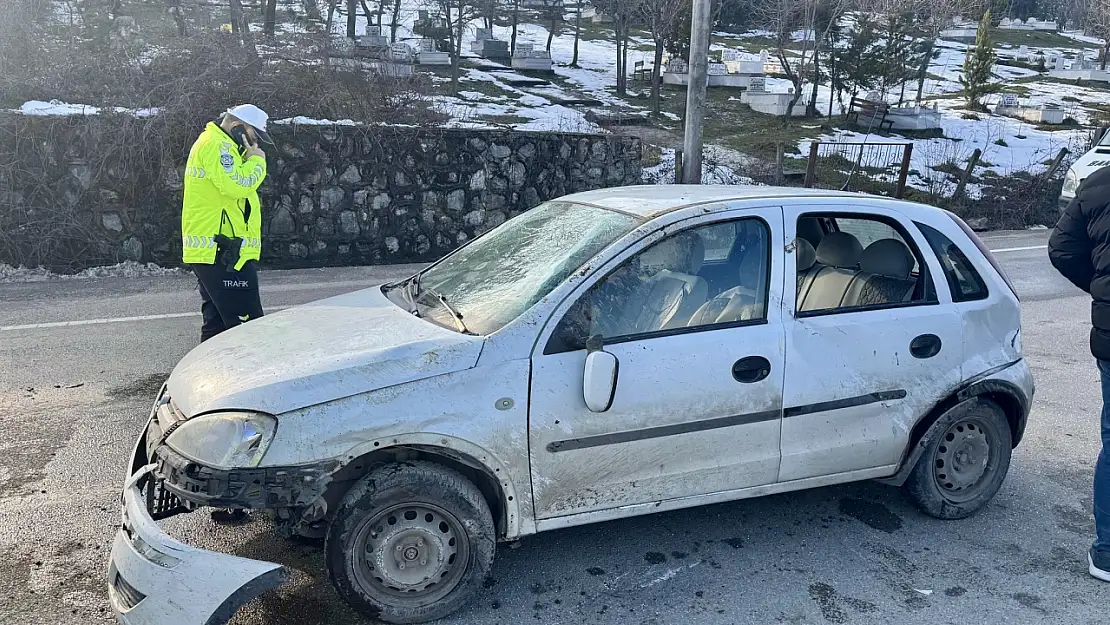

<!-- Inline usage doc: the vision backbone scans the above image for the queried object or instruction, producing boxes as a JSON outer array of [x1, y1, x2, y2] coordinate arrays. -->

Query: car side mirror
[[583, 335, 618, 413]]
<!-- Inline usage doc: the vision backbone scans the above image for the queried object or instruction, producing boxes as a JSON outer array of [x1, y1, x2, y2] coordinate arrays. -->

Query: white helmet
[[225, 104, 273, 145]]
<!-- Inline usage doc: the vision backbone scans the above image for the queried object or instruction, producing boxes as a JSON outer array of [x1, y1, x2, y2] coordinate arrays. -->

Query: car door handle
[[732, 356, 771, 383], [910, 334, 942, 359]]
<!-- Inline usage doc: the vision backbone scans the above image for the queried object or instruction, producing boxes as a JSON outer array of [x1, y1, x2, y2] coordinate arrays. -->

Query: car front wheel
[[326, 461, 496, 624], [905, 398, 1013, 520]]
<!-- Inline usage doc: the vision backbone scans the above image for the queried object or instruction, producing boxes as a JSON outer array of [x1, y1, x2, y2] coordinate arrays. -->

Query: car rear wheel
[[905, 398, 1012, 520], [326, 461, 495, 624]]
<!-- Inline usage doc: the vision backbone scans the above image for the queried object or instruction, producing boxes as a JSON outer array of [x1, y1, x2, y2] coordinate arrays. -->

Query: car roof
[[560, 185, 907, 218]]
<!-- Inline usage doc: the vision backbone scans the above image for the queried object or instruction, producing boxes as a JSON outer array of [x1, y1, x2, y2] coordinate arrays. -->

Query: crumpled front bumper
[[107, 421, 288, 625]]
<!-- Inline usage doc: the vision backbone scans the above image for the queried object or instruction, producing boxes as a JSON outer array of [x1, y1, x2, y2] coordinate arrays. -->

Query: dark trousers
[[1096, 360, 1110, 554], [191, 261, 264, 342]]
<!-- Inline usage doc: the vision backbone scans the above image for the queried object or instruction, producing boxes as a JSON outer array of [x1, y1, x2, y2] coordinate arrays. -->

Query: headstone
[[708, 63, 728, 76], [1056, 56, 1067, 70], [1000, 17, 1012, 28], [748, 76, 766, 92], [419, 38, 436, 52], [666, 58, 689, 74], [722, 49, 740, 62], [418, 10, 429, 20], [759, 49, 770, 63], [475, 27, 492, 41], [367, 25, 381, 37], [387, 42, 414, 63], [516, 42, 534, 57], [1000, 93, 1020, 108]]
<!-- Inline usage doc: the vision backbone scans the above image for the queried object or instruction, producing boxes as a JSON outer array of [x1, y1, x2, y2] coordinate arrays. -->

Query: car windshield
[[399, 201, 644, 335]]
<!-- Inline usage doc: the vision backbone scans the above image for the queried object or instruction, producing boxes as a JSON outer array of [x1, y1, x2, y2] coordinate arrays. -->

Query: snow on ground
[[801, 99, 1088, 198], [0, 262, 186, 283], [12, 100, 162, 117], [643, 147, 757, 186], [1061, 31, 1107, 46]]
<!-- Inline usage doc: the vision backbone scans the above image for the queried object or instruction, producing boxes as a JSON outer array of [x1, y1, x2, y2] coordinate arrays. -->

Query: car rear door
[[527, 207, 787, 521], [778, 201, 964, 482]]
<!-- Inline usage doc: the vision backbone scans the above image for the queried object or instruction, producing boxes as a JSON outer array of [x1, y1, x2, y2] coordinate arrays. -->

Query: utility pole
[[681, 0, 711, 184]]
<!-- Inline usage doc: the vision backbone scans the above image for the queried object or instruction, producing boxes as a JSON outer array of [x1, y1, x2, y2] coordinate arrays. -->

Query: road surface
[[0, 229, 1103, 625]]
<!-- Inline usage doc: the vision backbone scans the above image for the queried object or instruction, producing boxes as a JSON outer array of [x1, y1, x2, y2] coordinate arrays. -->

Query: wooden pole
[[896, 143, 913, 198], [954, 148, 982, 202], [804, 141, 819, 188], [680, 0, 711, 183]]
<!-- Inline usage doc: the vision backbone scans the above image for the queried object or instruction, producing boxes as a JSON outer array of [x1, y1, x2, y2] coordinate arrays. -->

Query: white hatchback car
[[108, 186, 1033, 625]]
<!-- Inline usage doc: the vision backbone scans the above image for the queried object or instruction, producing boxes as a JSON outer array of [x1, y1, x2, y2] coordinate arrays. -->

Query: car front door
[[528, 208, 786, 521], [779, 202, 964, 482]]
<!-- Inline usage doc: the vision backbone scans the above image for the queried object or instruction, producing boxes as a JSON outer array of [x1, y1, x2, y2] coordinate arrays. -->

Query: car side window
[[697, 222, 737, 262], [796, 213, 935, 315], [547, 218, 771, 352], [916, 222, 989, 302]]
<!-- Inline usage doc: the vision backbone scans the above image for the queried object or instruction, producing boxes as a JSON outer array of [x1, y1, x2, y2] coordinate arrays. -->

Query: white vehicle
[[108, 186, 1033, 625], [1060, 129, 1110, 209]]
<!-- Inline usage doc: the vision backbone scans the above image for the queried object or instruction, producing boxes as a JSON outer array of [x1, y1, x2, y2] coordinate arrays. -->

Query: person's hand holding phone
[[242, 135, 265, 161]]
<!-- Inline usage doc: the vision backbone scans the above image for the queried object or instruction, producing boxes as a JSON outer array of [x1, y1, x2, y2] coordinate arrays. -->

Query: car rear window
[[916, 222, 988, 302], [945, 211, 1019, 300]]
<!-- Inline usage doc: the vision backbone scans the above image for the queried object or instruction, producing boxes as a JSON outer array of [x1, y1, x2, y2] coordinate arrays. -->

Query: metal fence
[[803, 141, 914, 198]]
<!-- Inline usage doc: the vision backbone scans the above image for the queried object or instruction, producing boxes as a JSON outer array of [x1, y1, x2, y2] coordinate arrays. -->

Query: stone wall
[[0, 114, 643, 270]]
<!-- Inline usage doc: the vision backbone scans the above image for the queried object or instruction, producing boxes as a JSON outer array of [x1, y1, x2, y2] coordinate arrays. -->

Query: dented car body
[[109, 186, 1033, 624]]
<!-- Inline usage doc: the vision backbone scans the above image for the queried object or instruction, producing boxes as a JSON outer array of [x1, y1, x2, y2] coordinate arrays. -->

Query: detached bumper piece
[[108, 465, 287, 625]]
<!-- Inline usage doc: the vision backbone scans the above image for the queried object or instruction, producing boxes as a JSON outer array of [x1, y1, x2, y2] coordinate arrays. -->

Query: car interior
[[551, 212, 937, 351], [794, 214, 935, 314]]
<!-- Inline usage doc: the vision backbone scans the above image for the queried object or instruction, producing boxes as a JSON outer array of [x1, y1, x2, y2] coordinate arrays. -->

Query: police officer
[[181, 105, 271, 525], [181, 104, 272, 343]]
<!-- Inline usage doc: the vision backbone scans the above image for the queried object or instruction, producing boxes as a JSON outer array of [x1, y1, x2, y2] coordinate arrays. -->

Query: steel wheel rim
[[351, 503, 470, 605], [932, 418, 996, 503]]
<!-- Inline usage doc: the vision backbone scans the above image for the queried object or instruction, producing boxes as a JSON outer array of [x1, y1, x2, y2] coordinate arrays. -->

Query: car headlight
[[1062, 169, 1080, 196], [164, 412, 276, 469]]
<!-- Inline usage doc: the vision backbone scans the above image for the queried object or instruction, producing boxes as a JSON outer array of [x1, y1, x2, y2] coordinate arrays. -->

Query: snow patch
[[13, 100, 161, 118], [0, 262, 186, 283]]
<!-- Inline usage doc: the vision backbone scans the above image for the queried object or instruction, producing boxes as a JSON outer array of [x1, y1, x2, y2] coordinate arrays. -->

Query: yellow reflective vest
[[181, 122, 266, 270]]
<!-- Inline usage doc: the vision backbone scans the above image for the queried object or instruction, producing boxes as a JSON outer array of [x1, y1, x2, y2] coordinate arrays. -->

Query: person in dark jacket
[[1048, 165, 1110, 582]]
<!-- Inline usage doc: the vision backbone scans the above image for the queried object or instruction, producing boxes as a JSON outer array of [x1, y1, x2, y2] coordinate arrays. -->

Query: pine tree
[[961, 11, 999, 111]]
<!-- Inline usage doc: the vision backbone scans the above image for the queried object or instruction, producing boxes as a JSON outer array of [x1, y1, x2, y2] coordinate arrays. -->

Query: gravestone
[[748, 76, 766, 92], [708, 63, 728, 76], [722, 49, 740, 62], [1000, 93, 1020, 108]]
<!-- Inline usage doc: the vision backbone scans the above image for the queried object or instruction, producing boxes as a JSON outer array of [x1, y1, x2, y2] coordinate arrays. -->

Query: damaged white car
[[109, 186, 1033, 624]]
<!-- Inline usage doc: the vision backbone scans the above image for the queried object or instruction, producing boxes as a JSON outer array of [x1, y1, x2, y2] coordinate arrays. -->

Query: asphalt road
[[0, 229, 1104, 625]]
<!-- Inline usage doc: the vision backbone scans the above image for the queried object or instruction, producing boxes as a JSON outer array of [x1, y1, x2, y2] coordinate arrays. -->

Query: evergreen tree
[[961, 11, 999, 111]]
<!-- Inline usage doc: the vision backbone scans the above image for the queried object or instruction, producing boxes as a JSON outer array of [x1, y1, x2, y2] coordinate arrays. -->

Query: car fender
[[878, 359, 1033, 487], [337, 432, 530, 539]]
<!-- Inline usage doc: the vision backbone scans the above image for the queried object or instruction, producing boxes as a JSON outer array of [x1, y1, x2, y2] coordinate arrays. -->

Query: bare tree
[[229, 0, 258, 55], [540, 0, 564, 52], [1089, 0, 1110, 69], [758, 0, 848, 120], [603, 0, 641, 95], [430, 0, 482, 93], [263, 0, 278, 37], [640, 0, 684, 116], [391, 0, 404, 41], [571, 0, 582, 66], [859, 0, 976, 102]]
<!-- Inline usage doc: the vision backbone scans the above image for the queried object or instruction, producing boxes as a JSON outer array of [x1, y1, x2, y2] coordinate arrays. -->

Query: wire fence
[[803, 141, 914, 199]]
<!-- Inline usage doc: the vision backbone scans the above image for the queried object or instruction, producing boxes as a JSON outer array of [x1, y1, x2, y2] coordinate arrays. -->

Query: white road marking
[[990, 245, 1048, 253], [0, 243, 1049, 331], [0, 306, 289, 332]]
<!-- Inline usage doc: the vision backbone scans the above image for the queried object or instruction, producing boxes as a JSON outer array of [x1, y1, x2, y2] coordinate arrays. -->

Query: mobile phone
[[230, 125, 253, 150]]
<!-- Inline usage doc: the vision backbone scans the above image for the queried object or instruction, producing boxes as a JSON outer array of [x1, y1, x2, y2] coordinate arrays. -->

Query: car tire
[[325, 461, 496, 624], [905, 398, 1013, 520]]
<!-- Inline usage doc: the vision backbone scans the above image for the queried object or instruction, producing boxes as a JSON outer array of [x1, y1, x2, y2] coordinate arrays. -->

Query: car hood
[[1070, 146, 1110, 178], [167, 286, 483, 416]]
